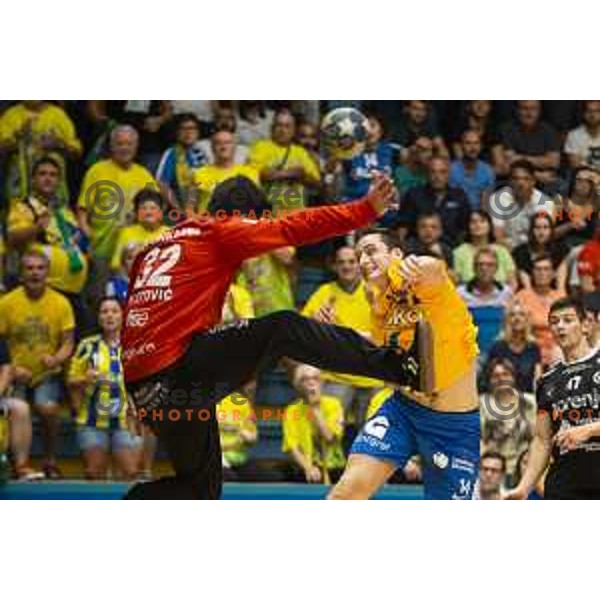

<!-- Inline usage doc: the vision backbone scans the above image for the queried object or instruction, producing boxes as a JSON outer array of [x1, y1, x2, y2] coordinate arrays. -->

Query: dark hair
[[239, 101, 266, 122], [481, 451, 506, 472], [531, 253, 554, 268], [133, 188, 163, 212], [568, 165, 598, 199], [513, 450, 529, 486], [175, 112, 201, 131], [356, 228, 403, 251], [528, 212, 554, 246], [416, 211, 442, 226], [99, 296, 122, 310], [549, 296, 587, 322], [486, 356, 516, 380], [208, 176, 267, 217], [465, 210, 496, 244], [510, 159, 535, 178], [32, 155, 61, 177]]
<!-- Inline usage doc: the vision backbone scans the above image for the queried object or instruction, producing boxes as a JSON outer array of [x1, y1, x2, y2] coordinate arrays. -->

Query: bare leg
[[82, 447, 109, 480], [113, 448, 140, 481], [36, 403, 60, 468], [5, 398, 33, 472], [327, 454, 396, 500]]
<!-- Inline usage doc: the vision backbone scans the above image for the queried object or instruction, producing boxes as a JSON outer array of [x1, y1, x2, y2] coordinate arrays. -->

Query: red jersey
[[578, 235, 600, 288], [122, 198, 379, 383]]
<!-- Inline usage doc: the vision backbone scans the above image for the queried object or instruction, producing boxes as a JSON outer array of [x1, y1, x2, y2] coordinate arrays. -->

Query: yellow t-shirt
[[77, 159, 158, 260], [282, 395, 345, 469], [0, 103, 82, 200], [302, 281, 381, 389], [216, 393, 257, 467], [67, 334, 128, 430], [111, 223, 170, 272], [221, 283, 255, 324], [249, 140, 320, 210], [7, 197, 89, 294], [0, 286, 75, 385], [192, 164, 261, 212], [368, 258, 479, 392]]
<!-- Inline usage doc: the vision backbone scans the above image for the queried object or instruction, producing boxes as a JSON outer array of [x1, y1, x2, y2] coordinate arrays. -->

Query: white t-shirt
[[237, 110, 274, 146], [170, 101, 214, 122], [489, 187, 557, 249], [564, 125, 600, 169]]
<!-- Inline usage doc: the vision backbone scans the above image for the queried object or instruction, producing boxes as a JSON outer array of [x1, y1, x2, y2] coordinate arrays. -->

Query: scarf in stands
[[174, 141, 207, 193]]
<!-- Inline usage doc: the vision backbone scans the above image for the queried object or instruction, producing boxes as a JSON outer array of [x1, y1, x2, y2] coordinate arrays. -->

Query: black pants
[[124, 310, 416, 500]]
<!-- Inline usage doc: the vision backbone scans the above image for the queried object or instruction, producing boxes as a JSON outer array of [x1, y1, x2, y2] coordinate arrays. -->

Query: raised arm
[[216, 175, 395, 264]]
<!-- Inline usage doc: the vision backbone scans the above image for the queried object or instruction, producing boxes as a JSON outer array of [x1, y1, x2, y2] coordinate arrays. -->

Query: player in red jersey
[[123, 175, 420, 499]]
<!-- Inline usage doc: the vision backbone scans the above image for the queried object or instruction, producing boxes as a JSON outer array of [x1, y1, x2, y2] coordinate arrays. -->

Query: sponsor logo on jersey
[[123, 342, 156, 361], [126, 309, 149, 328], [432, 452, 449, 469], [451, 457, 476, 474], [363, 415, 390, 440], [452, 478, 473, 500]]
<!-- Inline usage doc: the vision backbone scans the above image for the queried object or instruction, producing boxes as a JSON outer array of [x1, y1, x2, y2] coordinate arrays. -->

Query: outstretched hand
[[366, 173, 397, 216]]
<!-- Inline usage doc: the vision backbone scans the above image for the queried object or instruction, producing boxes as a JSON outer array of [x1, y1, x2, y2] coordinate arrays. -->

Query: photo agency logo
[[481, 379, 525, 422], [482, 181, 523, 223], [84, 180, 126, 221], [93, 379, 126, 419]]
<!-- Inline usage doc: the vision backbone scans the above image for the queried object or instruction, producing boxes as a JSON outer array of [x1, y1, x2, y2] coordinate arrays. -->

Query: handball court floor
[[0, 481, 423, 500]]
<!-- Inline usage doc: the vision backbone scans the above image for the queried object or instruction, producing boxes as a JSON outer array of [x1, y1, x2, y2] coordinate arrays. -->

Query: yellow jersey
[[0, 286, 75, 385], [221, 283, 255, 324], [7, 196, 89, 294], [67, 334, 128, 430], [110, 223, 171, 272], [0, 103, 82, 201], [216, 393, 257, 467], [302, 280, 381, 389], [248, 140, 320, 210], [192, 164, 261, 212], [368, 258, 478, 392], [77, 159, 158, 260], [282, 395, 345, 469]]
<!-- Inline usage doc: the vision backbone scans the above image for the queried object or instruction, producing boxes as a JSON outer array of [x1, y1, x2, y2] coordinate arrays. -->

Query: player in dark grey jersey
[[504, 297, 600, 499]]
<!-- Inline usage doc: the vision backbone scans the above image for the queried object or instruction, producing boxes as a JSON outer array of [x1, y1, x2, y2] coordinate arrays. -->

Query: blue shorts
[[12, 377, 62, 408], [350, 391, 480, 500], [77, 427, 142, 452]]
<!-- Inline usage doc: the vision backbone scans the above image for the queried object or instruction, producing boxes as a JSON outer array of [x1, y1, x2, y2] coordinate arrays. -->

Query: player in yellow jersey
[[328, 230, 480, 500]]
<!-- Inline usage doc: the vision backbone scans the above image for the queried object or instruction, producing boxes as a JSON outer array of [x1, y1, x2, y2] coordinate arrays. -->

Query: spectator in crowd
[[155, 113, 208, 214], [67, 297, 139, 480], [0, 250, 75, 478], [564, 100, 600, 171], [6, 156, 89, 300], [489, 159, 557, 250], [458, 247, 513, 356], [237, 101, 274, 147], [118, 101, 171, 173], [193, 130, 261, 212], [295, 121, 321, 168], [110, 190, 170, 273], [77, 125, 158, 299], [515, 255, 563, 366], [198, 106, 249, 165], [554, 166, 600, 249], [0, 337, 41, 480], [478, 451, 507, 500], [217, 391, 258, 481], [513, 213, 568, 293], [403, 212, 454, 268], [576, 220, 600, 293], [168, 100, 218, 137], [394, 157, 471, 247], [0, 100, 82, 202], [106, 243, 141, 305], [342, 114, 394, 200], [0, 227, 5, 292], [393, 136, 432, 196], [480, 358, 536, 477], [485, 301, 542, 393], [240, 245, 296, 317], [452, 100, 501, 164], [453, 210, 516, 287], [582, 292, 600, 347], [249, 109, 321, 211], [221, 281, 255, 325], [390, 101, 448, 157], [496, 100, 562, 191], [512, 449, 543, 498], [449, 130, 495, 209], [282, 365, 345, 484], [302, 246, 381, 430]]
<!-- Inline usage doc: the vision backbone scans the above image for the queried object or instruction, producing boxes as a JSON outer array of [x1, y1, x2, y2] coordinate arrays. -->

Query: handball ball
[[320, 107, 370, 160]]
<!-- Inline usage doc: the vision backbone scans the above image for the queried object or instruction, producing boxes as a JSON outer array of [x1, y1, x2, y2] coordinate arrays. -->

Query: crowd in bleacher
[[0, 100, 599, 490]]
